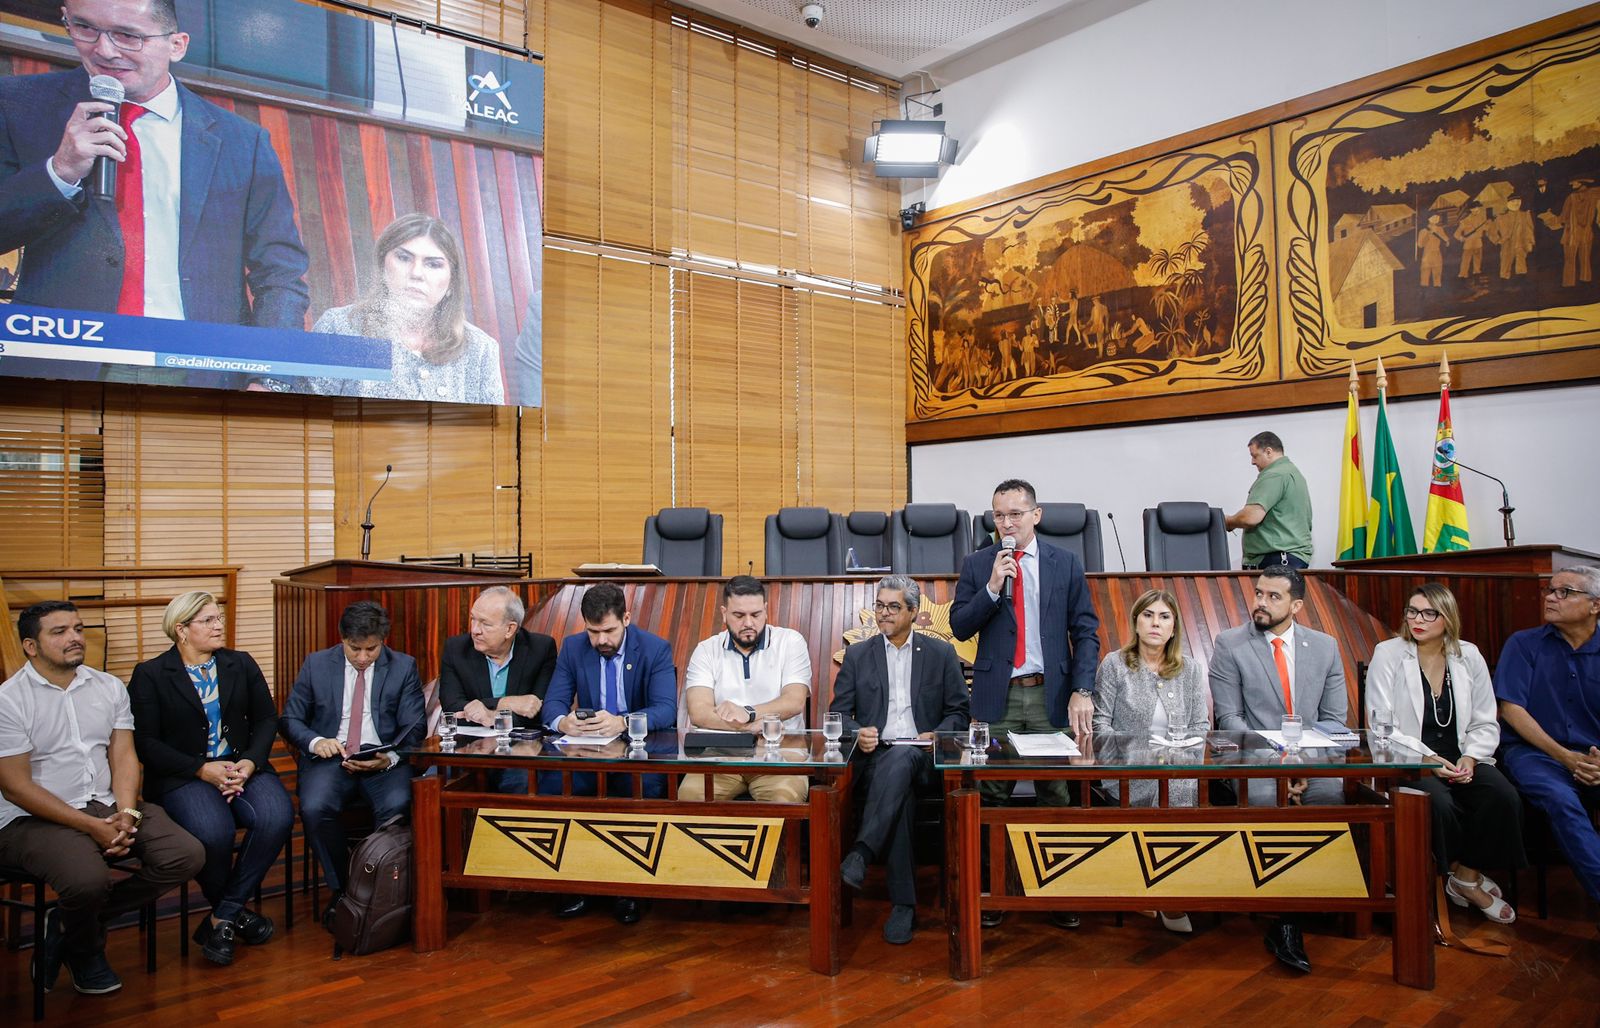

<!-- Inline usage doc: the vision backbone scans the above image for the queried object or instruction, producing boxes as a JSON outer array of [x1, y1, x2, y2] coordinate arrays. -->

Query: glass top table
[[932, 729, 1435, 772], [405, 729, 855, 767]]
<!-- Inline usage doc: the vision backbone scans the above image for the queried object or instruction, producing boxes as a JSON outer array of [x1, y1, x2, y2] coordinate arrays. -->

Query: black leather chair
[[764, 507, 840, 575], [642, 507, 724, 576], [836, 511, 891, 571], [972, 502, 1105, 572], [1142, 501, 1229, 571], [890, 503, 973, 574]]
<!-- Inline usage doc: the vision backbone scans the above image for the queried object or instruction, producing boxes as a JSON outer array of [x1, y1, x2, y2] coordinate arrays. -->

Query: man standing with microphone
[[0, 0, 308, 384], [951, 478, 1100, 929]]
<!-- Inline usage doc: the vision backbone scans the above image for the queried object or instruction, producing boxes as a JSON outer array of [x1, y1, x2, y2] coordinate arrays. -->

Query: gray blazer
[[1092, 653, 1209, 806], [1208, 622, 1348, 736], [829, 634, 970, 739]]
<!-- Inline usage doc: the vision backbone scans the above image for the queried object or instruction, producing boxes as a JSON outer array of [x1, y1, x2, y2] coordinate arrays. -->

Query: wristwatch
[[743, 705, 757, 724], [120, 807, 143, 822], [1072, 688, 1094, 697]]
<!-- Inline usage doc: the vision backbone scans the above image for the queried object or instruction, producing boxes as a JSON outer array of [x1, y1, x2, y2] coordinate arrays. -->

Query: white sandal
[[1446, 873, 1516, 924]]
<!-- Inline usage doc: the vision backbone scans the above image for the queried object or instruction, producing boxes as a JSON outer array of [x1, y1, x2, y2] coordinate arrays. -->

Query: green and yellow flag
[[1423, 356, 1469, 552], [1335, 364, 1368, 562], [1367, 357, 1417, 557]]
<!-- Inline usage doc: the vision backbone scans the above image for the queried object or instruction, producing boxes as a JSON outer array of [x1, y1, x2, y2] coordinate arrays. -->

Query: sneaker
[[30, 908, 65, 993], [65, 949, 122, 995], [234, 909, 276, 945], [194, 919, 237, 966]]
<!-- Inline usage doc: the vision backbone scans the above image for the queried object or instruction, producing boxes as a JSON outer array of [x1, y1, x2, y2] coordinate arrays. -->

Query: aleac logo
[[466, 71, 518, 124]]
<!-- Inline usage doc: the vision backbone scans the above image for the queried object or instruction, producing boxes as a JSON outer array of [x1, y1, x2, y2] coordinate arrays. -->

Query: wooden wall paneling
[[543, 0, 603, 238], [0, 381, 105, 570], [598, 260, 675, 563], [598, 0, 669, 249], [533, 249, 600, 567]]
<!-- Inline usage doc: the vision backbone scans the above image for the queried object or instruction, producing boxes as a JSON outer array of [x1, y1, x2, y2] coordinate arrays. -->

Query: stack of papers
[[1257, 729, 1344, 749], [1150, 735, 1205, 748], [452, 724, 499, 738], [556, 733, 621, 746], [887, 738, 933, 747], [1007, 732, 1080, 757]]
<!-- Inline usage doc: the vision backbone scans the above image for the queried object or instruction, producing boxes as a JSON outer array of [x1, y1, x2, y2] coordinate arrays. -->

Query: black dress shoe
[[883, 904, 916, 945], [320, 892, 343, 932], [980, 910, 1005, 929], [613, 897, 642, 925], [1050, 911, 1082, 929], [65, 949, 122, 995], [554, 895, 589, 919], [839, 850, 867, 891], [234, 909, 275, 945], [194, 919, 237, 966], [31, 908, 65, 993], [1264, 920, 1312, 974]]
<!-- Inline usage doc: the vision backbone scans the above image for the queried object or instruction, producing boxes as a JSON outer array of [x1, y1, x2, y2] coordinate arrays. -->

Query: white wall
[[911, 385, 1600, 569], [907, 0, 1600, 563]]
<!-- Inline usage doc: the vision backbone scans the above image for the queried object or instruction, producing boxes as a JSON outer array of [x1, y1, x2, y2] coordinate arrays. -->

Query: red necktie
[[1011, 551, 1027, 668], [114, 102, 148, 316], [1272, 637, 1293, 714], [345, 665, 368, 751]]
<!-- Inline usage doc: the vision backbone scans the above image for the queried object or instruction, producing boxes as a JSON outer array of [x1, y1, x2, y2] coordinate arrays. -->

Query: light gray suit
[[1208, 621, 1349, 805]]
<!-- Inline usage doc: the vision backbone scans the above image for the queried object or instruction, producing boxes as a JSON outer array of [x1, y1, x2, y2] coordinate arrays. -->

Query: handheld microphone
[[1446, 449, 1516, 547], [87, 75, 124, 201], [1001, 535, 1017, 601], [1106, 511, 1128, 572], [359, 464, 392, 560]]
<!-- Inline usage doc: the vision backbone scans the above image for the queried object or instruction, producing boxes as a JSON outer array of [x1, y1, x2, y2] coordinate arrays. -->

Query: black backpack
[[331, 815, 412, 957]]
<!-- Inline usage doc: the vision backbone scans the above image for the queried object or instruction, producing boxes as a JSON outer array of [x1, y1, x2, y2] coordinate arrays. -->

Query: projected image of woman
[[311, 213, 505, 404]]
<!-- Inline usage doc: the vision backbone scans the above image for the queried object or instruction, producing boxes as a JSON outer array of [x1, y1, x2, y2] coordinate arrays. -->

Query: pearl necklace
[[1428, 666, 1453, 729]]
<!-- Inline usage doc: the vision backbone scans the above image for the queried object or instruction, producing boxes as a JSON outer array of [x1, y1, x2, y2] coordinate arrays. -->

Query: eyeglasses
[[186, 615, 226, 628], [990, 508, 1038, 524], [1401, 607, 1441, 623], [1544, 586, 1594, 601], [872, 602, 906, 614], [63, 17, 177, 52]]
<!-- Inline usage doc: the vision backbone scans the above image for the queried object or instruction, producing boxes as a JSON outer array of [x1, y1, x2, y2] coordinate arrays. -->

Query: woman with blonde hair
[[1092, 588, 1210, 933], [1365, 582, 1523, 923], [128, 592, 292, 965]]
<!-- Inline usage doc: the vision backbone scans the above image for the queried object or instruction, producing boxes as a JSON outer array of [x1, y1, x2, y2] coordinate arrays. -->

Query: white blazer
[[1364, 636, 1499, 763]]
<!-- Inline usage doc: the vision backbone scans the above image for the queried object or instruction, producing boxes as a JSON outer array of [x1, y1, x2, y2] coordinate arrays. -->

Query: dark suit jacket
[[127, 645, 279, 800], [542, 626, 677, 731], [438, 627, 557, 728], [279, 644, 426, 761], [829, 634, 970, 743], [950, 538, 1100, 726], [0, 69, 309, 331]]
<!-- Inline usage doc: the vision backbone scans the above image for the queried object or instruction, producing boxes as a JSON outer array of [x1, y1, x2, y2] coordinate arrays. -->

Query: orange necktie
[[1271, 636, 1292, 714]]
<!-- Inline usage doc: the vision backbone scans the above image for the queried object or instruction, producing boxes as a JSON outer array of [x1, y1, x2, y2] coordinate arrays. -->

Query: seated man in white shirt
[[680, 576, 812, 804], [0, 601, 203, 997]]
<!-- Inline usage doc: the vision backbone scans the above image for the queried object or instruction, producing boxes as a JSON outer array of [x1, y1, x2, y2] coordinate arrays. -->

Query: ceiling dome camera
[[801, 3, 823, 29]]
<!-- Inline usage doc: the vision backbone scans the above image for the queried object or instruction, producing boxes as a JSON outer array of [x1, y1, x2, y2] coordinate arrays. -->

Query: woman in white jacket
[[1365, 582, 1524, 923]]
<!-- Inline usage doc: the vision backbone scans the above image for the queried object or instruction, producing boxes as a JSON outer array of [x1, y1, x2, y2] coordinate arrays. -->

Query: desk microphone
[[1445, 448, 1516, 547], [87, 75, 124, 201], [1106, 511, 1128, 572], [359, 464, 392, 560], [1001, 535, 1017, 601]]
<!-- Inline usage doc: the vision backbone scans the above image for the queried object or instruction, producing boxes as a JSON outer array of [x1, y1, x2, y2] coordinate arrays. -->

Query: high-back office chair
[[642, 507, 724, 576], [764, 507, 841, 575], [1142, 501, 1229, 571], [972, 502, 1106, 572], [837, 511, 891, 570], [890, 503, 973, 574]]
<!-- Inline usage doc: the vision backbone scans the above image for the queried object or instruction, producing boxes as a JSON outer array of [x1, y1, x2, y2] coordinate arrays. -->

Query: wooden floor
[[5, 871, 1597, 1026]]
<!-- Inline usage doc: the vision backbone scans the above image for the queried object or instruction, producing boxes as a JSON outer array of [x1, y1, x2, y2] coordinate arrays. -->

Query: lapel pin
[[626, 664, 633, 671]]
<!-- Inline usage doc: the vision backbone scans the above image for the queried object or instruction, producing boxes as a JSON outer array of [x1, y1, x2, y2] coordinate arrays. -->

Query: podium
[[271, 560, 528, 707], [1321, 544, 1599, 664]]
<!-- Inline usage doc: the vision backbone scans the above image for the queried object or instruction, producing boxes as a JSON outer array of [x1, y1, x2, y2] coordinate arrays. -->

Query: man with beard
[[0, 601, 203, 996], [540, 582, 678, 924], [1208, 565, 1349, 974], [680, 575, 812, 804]]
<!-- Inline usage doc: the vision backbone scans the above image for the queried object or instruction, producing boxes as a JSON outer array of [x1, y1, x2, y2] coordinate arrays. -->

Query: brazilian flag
[[1367, 387, 1417, 557]]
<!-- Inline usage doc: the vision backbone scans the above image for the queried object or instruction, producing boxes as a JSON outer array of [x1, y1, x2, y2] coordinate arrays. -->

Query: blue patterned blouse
[[184, 658, 231, 758]]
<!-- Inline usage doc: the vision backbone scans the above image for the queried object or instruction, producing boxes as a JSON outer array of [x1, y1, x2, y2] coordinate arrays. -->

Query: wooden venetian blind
[[0, 382, 104, 569]]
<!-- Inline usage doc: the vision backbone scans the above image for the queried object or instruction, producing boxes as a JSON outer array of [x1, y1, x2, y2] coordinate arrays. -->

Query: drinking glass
[[823, 712, 843, 744], [1280, 713, 1303, 752], [1167, 722, 1188, 747], [494, 708, 514, 744], [968, 721, 990, 755], [627, 711, 649, 745], [1371, 707, 1395, 746], [761, 715, 784, 749], [439, 711, 458, 745]]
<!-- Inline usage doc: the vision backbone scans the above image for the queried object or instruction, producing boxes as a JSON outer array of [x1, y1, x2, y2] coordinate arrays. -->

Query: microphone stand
[[360, 464, 393, 560], [1452, 458, 1514, 547]]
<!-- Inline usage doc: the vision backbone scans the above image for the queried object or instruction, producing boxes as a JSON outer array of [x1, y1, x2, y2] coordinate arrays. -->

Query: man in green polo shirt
[[1225, 431, 1313, 569]]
